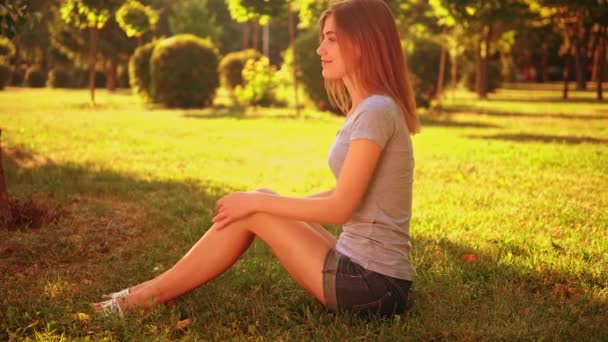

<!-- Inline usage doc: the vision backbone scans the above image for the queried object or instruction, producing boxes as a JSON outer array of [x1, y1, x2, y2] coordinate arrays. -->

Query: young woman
[[93, 0, 419, 317]]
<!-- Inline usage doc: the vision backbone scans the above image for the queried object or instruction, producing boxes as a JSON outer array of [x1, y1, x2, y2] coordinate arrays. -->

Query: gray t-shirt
[[328, 94, 416, 281]]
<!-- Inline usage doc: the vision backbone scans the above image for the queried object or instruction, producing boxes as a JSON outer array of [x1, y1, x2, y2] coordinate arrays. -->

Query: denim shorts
[[322, 249, 412, 316]]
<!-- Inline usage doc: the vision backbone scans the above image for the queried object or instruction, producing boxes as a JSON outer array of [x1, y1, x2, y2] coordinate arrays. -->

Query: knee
[[252, 187, 277, 195]]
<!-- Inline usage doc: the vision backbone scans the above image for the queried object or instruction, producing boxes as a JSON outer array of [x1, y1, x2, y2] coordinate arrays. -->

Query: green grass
[[0, 85, 607, 340]]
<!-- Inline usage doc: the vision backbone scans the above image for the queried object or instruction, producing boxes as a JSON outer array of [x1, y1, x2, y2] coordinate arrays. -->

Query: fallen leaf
[[461, 254, 478, 263], [175, 318, 192, 331]]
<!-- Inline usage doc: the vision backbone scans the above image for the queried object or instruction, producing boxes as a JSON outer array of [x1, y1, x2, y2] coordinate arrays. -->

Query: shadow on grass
[[420, 116, 501, 129], [181, 106, 309, 120], [467, 133, 608, 145], [410, 235, 608, 339], [487, 97, 607, 105], [442, 106, 608, 121]]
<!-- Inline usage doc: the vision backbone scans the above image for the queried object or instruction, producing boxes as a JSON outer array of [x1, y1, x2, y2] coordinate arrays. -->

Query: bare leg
[[96, 212, 336, 312], [104, 188, 336, 300]]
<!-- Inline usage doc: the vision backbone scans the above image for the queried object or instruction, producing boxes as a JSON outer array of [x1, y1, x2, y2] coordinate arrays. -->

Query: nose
[[316, 42, 325, 57]]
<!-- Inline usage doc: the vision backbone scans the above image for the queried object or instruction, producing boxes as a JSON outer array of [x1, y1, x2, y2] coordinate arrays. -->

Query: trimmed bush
[[25, 67, 47, 88], [294, 29, 338, 114], [465, 59, 501, 94], [408, 38, 452, 107], [150, 34, 219, 108], [47, 68, 71, 88], [0, 64, 9, 90], [234, 57, 284, 107], [218, 49, 261, 90], [10, 66, 25, 86], [129, 40, 157, 100]]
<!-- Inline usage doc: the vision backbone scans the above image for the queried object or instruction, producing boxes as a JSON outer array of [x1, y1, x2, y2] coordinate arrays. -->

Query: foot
[[101, 288, 129, 300], [91, 297, 125, 317]]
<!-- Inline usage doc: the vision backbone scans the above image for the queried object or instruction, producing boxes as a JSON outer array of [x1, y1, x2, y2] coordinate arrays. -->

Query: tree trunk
[[263, 22, 270, 58], [475, 36, 482, 97], [436, 27, 447, 103], [0, 129, 13, 230], [89, 27, 99, 106], [479, 24, 492, 99], [574, 24, 590, 90], [106, 57, 117, 92], [597, 27, 606, 100], [252, 21, 260, 52], [242, 21, 249, 49], [288, 2, 300, 117], [137, 35, 143, 47], [540, 43, 548, 83], [563, 48, 571, 100], [591, 42, 600, 82]]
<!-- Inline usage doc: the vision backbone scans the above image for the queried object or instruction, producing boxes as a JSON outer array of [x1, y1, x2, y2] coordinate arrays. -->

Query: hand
[[213, 192, 260, 230]]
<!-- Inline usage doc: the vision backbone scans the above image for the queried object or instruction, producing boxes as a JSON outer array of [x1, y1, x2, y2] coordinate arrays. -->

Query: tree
[[168, 0, 221, 48], [60, 0, 124, 105], [225, 0, 284, 51], [116, 0, 158, 46]]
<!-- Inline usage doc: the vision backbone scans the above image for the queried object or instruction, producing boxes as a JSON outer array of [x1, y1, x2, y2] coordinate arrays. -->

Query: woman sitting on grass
[[93, 0, 420, 317]]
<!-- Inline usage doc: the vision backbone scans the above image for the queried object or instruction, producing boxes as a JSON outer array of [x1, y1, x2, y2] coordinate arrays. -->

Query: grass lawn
[[0, 85, 607, 340]]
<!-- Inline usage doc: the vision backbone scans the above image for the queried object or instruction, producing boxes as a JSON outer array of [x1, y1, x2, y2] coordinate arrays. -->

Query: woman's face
[[316, 15, 347, 80]]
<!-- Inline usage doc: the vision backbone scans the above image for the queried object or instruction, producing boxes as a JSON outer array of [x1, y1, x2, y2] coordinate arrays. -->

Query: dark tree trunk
[[436, 27, 447, 102], [479, 24, 493, 99], [89, 27, 100, 105], [288, 2, 300, 117], [252, 21, 260, 52], [0, 129, 13, 230], [106, 57, 117, 92], [563, 48, 571, 100], [597, 28, 606, 100], [475, 37, 482, 97], [540, 43, 548, 83], [242, 21, 250, 49], [574, 24, 591, 90]]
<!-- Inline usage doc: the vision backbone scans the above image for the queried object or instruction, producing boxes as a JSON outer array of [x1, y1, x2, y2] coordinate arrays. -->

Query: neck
[[343, 76, 369, 117]]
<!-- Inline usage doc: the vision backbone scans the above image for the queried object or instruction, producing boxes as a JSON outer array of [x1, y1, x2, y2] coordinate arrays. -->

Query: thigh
[[232, 213, 334, 305]]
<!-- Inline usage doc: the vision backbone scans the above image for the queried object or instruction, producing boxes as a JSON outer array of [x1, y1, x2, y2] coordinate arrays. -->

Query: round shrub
[[10, 66, 25, 86], [408, 38, 452, 107], [47, 68, 71, 88], [129, 40, 157, 100], [218, 49, 261, 90], [25, 67, 47, 88], [0, 64, 10, 90], [465, 59, 501, 94], [150, 34, 219, 108], [294, 29, 338, 114], [234, 57, 283, 107]]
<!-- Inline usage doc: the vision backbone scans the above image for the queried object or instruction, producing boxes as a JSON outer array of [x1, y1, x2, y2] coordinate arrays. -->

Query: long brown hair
[[320, 0, 420, 134]]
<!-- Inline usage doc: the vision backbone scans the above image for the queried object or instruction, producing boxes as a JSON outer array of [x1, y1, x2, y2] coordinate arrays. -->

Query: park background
[[0, 0, 607, 340]]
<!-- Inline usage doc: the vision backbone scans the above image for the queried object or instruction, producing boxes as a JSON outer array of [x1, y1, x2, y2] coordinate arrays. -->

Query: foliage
[[225, 0, 284, 25], [150, 34, 219, 108], [234, 56, 283, 107], [293, 28, 336, 113], [24, 66, 46, 87], [408, 38, 452, 107], [218, 48, 261, 90], [116, 0, 158, 38], [168, 0, 221, 47], [47, 67, 71, 88], [0, 0, 30, 39], [0, 64, 8, 90], [60, 0, 124, 30], [128, 40, 157, 100], [0, 36, 15, 58]]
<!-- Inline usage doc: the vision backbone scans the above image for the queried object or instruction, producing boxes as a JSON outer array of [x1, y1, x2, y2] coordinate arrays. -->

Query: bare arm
[[306, 189, 335, 199]]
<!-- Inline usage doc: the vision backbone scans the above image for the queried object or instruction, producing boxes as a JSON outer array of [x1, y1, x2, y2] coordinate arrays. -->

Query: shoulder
[[351, 95, 399, 126]]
